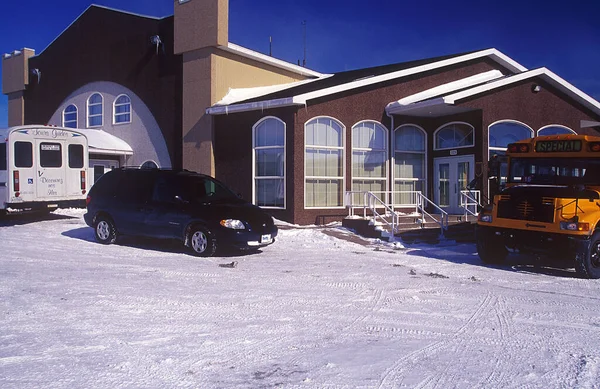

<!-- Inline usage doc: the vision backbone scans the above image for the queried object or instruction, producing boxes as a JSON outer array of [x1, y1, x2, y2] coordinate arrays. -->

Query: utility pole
[[302, 20, 306, 67]]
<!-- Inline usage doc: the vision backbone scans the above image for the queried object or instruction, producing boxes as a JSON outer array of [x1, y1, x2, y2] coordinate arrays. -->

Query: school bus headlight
[[560, 221, 589, 231], [479, 214, 493, 223]]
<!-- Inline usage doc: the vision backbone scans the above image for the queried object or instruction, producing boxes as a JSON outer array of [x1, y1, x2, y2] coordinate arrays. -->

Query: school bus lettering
[[535, 139, 582, 153]]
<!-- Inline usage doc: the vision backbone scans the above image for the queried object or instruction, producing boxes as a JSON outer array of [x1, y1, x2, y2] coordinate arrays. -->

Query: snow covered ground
[[1, 209, 600, 389]]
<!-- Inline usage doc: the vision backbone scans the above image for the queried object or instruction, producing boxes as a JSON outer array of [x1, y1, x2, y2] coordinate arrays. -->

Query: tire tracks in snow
[[376, 291, 517, 389]]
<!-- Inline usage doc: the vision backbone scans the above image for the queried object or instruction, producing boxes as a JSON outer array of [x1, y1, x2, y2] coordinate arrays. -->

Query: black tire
[[188, 226, 217, 257], [574, 231, 600, 279], [94, 215, 117, 245], [476, 226, 507, 265]]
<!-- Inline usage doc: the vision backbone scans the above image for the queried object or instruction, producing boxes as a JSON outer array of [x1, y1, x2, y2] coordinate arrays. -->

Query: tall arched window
[[488, 120, 534, 186], [394, 125, 426, 204], [253, 117, 285, 208], [63, 104, 77, 128], [435, 122, 474, 150], [538, 125, 575, 136], [87, 93, 103, 127], [305, 117, 345, 208], [351, 121, 388, 197], [113, 94, 132, 124]]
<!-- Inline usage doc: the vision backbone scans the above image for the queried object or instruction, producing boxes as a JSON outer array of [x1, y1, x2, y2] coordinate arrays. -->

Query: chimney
[[174, 0, 229, 55], [2, 48, 35, 126]]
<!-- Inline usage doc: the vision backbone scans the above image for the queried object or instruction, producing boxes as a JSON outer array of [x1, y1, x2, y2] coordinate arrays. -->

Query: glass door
[[434, 155, 475, 214]]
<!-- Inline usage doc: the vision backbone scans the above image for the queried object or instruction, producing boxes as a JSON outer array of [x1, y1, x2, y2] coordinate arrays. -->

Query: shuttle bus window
[[14, 141, 33, 168], [68, 144, 84, 168], [40, 142, 62, 168], [0, 143, 6, 170]]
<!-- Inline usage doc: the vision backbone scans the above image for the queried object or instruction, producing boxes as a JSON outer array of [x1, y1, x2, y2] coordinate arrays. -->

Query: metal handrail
[[365, 192, 399, 241], [415, 192, 449, 235], [460, 190, 481, 220], [345, 190, 451, 239]]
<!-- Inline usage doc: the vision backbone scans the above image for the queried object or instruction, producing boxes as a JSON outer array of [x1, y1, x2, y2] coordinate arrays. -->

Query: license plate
[[260, 234, 272, 243]]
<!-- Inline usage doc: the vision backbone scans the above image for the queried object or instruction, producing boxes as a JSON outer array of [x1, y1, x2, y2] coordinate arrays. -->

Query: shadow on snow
[[404, 243, 579, 279], [61, 226, 264, 258]]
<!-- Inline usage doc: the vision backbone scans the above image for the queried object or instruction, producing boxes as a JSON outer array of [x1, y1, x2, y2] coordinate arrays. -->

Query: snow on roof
[[206, 48, 527, 115], [84, 129, 133, 155], [215, 77, 332, 106], [386, 70, 505, 113], [388, 68, 600, 117]]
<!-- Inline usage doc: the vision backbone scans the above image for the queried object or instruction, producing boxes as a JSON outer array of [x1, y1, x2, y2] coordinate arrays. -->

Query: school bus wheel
[[476, 226, 507, 265], [574, 230, 600, 279]]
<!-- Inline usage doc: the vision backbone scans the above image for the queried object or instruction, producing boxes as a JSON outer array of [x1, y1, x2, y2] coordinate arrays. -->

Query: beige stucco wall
[[181, 45, 312, 175], [212, 49, 309, 103]]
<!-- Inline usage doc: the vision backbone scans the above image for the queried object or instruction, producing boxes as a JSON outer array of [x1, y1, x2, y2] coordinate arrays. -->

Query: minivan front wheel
[[188, 227, 217, 257], [95, 216, 117, 245]]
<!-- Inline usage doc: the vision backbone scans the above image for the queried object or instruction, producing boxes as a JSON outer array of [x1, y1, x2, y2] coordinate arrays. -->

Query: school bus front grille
[[497, 195, 555, 223]]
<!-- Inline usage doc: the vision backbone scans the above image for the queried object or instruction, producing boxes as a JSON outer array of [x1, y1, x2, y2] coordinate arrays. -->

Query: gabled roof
[[207, 48, 527, 115], [38, 5, 167, 56], [387, 68, 600, 117]]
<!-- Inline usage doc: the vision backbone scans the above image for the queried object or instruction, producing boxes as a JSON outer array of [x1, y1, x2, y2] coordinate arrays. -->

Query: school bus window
[[0, 143, 6, 170], [14, 141, 33, 168], [68, 144, 84, 168], [40, 142, 62, 168]]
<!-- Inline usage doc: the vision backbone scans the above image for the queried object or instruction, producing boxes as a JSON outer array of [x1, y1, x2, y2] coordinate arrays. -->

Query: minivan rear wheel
[[189, 227, 217, 257], [95, 216, 117, 244]]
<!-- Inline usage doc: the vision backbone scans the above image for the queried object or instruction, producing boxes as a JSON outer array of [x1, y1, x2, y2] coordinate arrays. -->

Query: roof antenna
[[269, 36, 272, 56], [302, 20, 307, 67]]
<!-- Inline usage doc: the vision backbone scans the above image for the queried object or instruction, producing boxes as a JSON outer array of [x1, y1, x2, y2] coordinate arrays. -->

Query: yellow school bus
[[477, 134, 600, 278]]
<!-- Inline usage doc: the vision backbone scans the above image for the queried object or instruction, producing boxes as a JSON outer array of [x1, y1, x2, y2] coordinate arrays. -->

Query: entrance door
[[434, 155, 474, 214]]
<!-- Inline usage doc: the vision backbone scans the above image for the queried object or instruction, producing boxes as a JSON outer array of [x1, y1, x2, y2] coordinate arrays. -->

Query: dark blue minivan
[[84, 168, 277, 256]]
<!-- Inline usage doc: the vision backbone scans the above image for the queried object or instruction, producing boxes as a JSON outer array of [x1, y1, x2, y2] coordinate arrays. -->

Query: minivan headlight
[[220, 219, 245, 230]]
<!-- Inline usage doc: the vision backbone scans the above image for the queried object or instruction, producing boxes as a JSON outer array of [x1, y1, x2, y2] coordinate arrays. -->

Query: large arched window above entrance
[[394, 125, 426, 204], [253, 116, 285, 209], [538, 125, 575, 136], [435, 122, 474, 150], [351, 121, 388, 197], [488, 120, 534, 186], [305, 117, 345, 208]]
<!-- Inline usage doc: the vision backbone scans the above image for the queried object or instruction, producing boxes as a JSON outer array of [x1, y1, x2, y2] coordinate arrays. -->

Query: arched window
[[87, 93, 103, 127], [113, 94, 132, 124], [140, 160, 158, 169], [538, 125, 575, 136], [488, 121, 534, 186], [394, 125, 426, 204], [305, 117, 345, 208], [253, 117, 285, 208], [351, 121, 388, 198], [435, 122, 474, 150], [63, 104, 77, 128]]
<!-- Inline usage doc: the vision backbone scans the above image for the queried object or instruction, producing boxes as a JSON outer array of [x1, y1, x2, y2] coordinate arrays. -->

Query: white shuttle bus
[[0, 125, 89, 214]]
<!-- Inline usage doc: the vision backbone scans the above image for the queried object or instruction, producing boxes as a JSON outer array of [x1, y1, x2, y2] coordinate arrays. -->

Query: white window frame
[[392, 124, 427, 199], [304, 116, 346, 209], [140, 160, 159, 169], [537, 124, 576, 136], [113, 94, 132, 125], [87, 93, 103, 128], [488, 119, 534, 157], [252, 116, 286, 209], [62, 104, 78, 128], [351, 120, 388, 197], [434, 121, 475, 151]]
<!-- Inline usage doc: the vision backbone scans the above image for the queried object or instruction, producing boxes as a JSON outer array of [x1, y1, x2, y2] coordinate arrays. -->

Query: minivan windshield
[[508, 157, 600, 186], [180, 176, 240, 203]]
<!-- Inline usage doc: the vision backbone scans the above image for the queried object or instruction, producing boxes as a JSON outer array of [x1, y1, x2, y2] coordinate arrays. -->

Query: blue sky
[[1, 0, 599, 128]]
